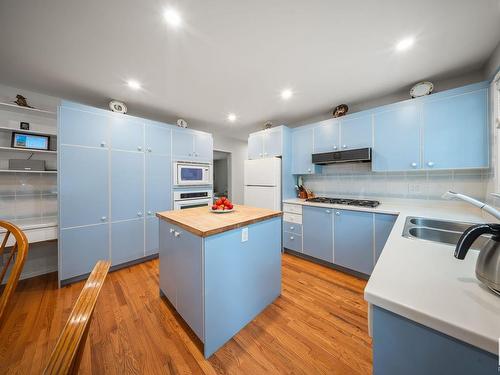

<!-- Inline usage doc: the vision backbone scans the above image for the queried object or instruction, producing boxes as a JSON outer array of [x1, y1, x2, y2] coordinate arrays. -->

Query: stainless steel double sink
[[402, 216, 489, 250]]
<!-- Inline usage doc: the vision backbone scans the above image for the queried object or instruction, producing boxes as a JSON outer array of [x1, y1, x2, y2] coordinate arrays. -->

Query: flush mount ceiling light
[[281, 88, 293, 100], [163, 8, 182, 28], [126, 79, 141, 90], [227, 113, 237, 122], [395, 37, 415, 52]]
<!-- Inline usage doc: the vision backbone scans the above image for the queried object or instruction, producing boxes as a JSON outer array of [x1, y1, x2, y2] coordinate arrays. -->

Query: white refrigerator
[[244, 158, 281, 210]]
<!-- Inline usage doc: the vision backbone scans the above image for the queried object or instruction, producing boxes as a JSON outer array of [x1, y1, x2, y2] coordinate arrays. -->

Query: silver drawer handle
[[174, 231, 180, 237], [100, 141, 106, 147], [137, 211, 143, 217], [411, 162, 417, 168], [101, 216, 107, 221], [137, 146, 142, 151], [427, 161, 435, 167], [325, 210, 331, 214], [290, 226, 294, 230], [147, 148, 152, 152], [335, 211, 340, 216], [290, 236, 294, 240]]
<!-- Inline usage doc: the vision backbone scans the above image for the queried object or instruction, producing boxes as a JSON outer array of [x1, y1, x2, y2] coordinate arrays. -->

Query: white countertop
[[284, 197, 500, 355]]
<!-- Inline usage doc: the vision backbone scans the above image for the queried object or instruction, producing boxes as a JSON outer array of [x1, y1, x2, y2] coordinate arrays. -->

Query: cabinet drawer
[[283, 221, 302, 235], [283, 203, 303, 214], [283, 212, 302, 224], [283, 232, 302, 252]]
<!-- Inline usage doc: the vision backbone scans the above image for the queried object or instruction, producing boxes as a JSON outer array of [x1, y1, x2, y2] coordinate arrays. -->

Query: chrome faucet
[[442, 191, 500, 220]]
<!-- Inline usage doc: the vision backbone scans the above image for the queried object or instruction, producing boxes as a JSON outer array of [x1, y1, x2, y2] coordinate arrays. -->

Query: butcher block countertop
[[156, 205, 282, 237]]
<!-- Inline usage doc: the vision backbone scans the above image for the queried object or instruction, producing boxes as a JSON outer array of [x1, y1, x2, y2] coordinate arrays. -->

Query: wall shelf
[[0, 126, 57, 136], [0, 146, 57, 154], [0, 169, 57, 174], [0, 102, 56, 116]]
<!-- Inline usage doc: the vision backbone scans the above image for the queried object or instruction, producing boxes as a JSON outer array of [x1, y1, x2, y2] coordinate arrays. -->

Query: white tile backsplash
[[302, 165, 488, 201]]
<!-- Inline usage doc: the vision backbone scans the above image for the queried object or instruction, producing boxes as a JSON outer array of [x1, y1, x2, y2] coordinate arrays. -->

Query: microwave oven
[[174, 162, 212, 186]]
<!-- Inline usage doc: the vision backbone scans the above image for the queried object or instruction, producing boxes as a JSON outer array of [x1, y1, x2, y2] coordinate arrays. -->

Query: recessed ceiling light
[[227, 113, 237, 122], [281, 89, 293, 100], [395, 37, 415, 52], [163, 8, 182, 28], [126, 79, 141, 90]]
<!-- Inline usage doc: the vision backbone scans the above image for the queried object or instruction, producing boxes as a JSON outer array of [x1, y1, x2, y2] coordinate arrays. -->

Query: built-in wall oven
[[173, 189, 212, 210], [174, 161, 212, 186]]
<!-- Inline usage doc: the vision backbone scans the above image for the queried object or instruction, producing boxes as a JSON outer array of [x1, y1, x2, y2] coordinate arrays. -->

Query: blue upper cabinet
[[172, 129, 213, 162], [372, 104, 421, 172], [422, 88, 488, 170], [247, 127, 283, 159], [302, 206, 333, 262], [145, 120, 171, 154], [110, 116, 145, 152], [292, 127, 320, 174], [313, 119, 340, 153], [193, 132, 213, 161], [339, 114, 373, 150], [59, 105, 109, 148], [334, 209, 374, 275]]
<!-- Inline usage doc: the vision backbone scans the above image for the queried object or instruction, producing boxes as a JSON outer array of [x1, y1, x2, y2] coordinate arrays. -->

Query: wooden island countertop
[[156, 205, 282, 237]]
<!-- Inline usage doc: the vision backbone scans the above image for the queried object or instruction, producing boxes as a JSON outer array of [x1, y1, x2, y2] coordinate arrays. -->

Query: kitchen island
[[156, 205, 282, 358]]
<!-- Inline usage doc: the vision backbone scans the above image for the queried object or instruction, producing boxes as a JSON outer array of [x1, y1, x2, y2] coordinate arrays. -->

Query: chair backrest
[[43, 260, 110, 375], [0, 220, 29, 328]]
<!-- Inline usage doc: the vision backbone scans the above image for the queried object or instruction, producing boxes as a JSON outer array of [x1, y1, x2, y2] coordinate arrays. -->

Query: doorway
[[213, 150, 231, 200]]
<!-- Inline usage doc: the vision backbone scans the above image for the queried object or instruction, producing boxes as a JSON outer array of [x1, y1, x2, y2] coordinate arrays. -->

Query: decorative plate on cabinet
[[410, 81, 434, 98]]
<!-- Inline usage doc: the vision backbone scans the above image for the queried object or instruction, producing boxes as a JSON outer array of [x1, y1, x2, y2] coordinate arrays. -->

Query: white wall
[[212, 133, 248, 204]]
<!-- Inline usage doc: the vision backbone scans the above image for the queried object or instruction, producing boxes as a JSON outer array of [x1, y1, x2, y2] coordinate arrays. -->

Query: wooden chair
[[43, 260, 111, 375], [0, 220, 29, 328]]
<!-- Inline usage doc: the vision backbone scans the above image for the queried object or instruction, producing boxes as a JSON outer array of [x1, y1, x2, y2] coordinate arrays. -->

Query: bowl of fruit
[[211, 197, 234, 213]]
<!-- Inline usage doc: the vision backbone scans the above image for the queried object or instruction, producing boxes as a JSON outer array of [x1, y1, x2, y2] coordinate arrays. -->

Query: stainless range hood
[[312, 147, 371, 165]]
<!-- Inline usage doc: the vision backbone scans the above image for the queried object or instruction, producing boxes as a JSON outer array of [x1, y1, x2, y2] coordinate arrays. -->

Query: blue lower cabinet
[[145, 217, 159, 256], [303, 206, 333, 262], [59, 145, 109, 229], [283, 221, 302, 235], [111, 150, 145, 221], [334, 209, 374, 274], [111, 219, 145, 266], [374, 214, 397, 264], [283, 232, 302, 252], [159, 220, 177, 304], [60, 224, 109, 280]]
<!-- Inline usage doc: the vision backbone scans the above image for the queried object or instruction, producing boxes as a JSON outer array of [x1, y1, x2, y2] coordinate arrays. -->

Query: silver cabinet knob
[[307, 168, 311, 172], [411, 162, 417, 168], [427, 161, 435, 167], [137, 146, 142, 151], [335, 211, 340, 216], [101, 216, 107, 221], [174, 231, 180, 237], [290, 236, 294, 240], [147, 148, 152, 152], [100, 141, 106, 147], [333, 145, 338, 150], [147, 210, 153, 215], [137, 211, 143, 217], [259, 153, 263, 157], [342, 145, 347, 149], [290, 226, 294, 230], [325, 210, 331, 214], [170, 228, 175, 234]]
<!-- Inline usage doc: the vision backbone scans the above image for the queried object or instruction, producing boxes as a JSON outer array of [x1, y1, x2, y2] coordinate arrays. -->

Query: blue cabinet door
[[263, 128, 282, 157], [313, 119, 340, 153], [145, 121, 171, 154], [60, 224, 109, 280], [334, 209, 374, 275], [422, 89, 488, 170], [59, 145, 109, 228], [146, 153, 171, 215], [248, 133, 264, 159], [374, 214, 397, 264], [145, 217, 159, 256], [340, 114, 373, 150], [302, 206, 333, 262], [111, 218, 144, 266], [110, 116, 144, 152], [111, 150, 144, 221], [172, 129, 194, 160], [59, 106, 109, 148], [193, 132, 213, 161], [159, 220, 177, 304], [373, 104, 421, 171], [292, 128, 317, 174]]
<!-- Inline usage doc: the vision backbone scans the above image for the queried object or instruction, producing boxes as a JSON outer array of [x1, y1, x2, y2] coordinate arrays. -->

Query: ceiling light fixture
[[163, 8, 182, 28], [126, 79, 141, 90], [395, 37, 415, 52], [281, 88, 293, 100], [227, 113, 237, 122]]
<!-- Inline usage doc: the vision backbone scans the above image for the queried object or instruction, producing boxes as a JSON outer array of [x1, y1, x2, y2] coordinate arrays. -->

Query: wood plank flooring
[[0, 253, 371, 374]]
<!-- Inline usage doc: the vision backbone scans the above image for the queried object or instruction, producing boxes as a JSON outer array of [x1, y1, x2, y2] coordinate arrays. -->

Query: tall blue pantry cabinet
[[58, 101, 172, 285]]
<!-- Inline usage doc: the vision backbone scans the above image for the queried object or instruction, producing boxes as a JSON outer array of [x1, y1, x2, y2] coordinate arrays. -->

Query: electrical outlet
[[241, 227, 248, 242], [408, 183, 421, 194]]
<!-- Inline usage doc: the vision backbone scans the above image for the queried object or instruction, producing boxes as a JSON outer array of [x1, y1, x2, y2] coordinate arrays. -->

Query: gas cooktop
[[305, 197, 380, 208]]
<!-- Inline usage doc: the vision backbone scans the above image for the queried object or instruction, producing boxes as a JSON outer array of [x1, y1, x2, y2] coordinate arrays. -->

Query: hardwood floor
[[0, 253, 371, 374]]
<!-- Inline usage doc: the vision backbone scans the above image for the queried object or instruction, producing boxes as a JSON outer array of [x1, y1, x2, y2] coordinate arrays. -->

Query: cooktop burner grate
[[305, 197, 380, 208]]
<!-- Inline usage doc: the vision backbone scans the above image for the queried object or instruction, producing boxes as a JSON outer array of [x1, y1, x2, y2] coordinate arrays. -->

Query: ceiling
[[0, 0, 499, 139]]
